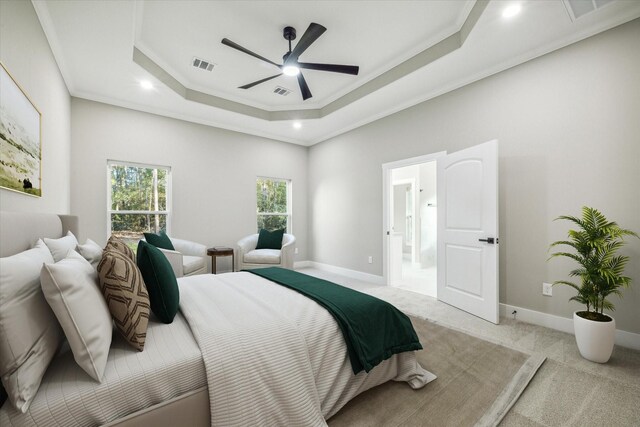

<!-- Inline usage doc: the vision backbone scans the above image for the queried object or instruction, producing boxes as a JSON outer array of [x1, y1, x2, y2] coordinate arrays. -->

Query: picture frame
[[0, 62, 42, 197]]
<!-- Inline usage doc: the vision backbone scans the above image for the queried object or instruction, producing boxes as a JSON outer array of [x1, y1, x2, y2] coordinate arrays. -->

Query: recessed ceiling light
[[140, 80, 154, 90], [502, 4, 522, 18], [292, 122, 302, 129], [283, 66, 300, 77]]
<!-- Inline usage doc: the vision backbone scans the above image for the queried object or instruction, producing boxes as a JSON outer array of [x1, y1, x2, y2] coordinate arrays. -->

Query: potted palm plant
[[549, 206, 637, 363]]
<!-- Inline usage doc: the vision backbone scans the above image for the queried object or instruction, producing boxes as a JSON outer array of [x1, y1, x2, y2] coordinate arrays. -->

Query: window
[[107, 161, 171, 244], [256, 177, 291, 232]]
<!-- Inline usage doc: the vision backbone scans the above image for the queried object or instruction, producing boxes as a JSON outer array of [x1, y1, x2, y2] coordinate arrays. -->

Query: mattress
[[0, 312, 205, 426]]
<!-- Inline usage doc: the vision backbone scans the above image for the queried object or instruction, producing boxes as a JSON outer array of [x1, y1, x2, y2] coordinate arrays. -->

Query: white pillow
[[41, 250, 112, 382], [0, 239, 63, 413], [44, 231, 79, 262], [76, 238, 103, 268]]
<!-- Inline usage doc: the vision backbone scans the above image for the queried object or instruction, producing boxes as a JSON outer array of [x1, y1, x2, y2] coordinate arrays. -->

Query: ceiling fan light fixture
[[140, 80, 154, 90], [502, 4, 522, 18], [222, 22, 354, 101], [283, 65, 300, 76]]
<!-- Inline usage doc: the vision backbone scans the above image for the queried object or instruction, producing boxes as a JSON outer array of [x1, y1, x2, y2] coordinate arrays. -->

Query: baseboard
[[500, 303, 640, 351], [297, 261, 386, 285], [293, 260, 312, 269]]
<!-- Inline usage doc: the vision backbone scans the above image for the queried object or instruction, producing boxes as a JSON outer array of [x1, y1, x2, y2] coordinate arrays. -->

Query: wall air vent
[[273, 86, 293, 96], [192, 57, 215, 71], [562, 0, 615, 21]]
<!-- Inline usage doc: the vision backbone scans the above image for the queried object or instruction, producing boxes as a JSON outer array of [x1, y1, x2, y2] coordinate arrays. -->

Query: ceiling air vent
[[563, 0, 615, 21], [273, 86, 292, 96], [192, 57, 215, 71]]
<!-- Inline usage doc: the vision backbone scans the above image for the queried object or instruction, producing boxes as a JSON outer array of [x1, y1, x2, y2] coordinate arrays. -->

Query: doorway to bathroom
[[382, 140, 499, 323], [383, 152, 443, 298]]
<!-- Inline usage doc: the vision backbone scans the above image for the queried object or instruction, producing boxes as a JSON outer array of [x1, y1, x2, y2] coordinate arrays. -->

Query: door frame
[[382, 151, 446, 286]]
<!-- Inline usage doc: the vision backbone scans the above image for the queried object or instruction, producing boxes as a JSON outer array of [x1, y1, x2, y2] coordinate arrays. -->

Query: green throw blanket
[[245, 267, 423, 374]]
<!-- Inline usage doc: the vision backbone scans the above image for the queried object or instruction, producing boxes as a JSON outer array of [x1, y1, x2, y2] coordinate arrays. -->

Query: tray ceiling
[[33, 0, 640, 145]]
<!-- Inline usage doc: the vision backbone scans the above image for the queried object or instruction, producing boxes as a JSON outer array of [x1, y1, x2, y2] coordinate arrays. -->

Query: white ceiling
[[33, 0, 640, 146]]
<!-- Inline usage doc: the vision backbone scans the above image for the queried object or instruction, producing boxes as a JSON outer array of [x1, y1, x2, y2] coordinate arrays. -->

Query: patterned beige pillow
[[105, 235, 136, 263], [97, 250, 149, 351]]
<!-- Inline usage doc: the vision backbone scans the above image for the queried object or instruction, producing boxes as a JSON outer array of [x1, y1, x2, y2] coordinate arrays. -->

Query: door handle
[[478, 237, 498, 244]]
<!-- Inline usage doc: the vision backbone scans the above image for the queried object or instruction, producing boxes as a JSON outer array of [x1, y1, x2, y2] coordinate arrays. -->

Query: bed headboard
[[0, 211, 79, 257]]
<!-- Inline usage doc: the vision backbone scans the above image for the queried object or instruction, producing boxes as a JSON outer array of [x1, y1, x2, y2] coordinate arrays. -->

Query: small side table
[[207, 247, 234, 274]]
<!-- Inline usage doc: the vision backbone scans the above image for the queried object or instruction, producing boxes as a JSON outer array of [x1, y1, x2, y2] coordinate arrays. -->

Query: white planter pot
[[573, 311, 615, 363]]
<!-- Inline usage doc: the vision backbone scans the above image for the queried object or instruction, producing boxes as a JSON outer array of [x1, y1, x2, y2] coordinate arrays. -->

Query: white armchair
[[156, 237, 208, 278], [237, 233, 296, 270]]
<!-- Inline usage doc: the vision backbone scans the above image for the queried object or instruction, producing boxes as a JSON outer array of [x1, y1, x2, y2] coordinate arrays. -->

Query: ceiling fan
[[221, 23, 359, 101]]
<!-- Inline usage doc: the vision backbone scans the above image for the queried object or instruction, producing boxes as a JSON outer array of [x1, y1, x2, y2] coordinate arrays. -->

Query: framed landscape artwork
[[0, 62, 42, 197]]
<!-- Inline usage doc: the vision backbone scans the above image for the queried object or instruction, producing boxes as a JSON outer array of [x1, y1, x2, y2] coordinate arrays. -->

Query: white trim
[[300, 261, 386, 286], [382, 152, 446, 287], [31, 1, 75, 93], [614, 329, 640, 351], [500, 303, 640, 351], [294, 260, 312, 269], [382, 152, 447, 170]]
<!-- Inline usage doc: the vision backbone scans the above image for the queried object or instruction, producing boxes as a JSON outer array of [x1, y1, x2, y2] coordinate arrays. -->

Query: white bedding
[[178, 272, 435, 426], [0, 313, 205, 426], [0, 270, 434, 427]]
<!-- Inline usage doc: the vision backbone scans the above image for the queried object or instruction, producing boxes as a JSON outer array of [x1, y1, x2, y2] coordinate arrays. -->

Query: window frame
[[256, 176, 292, 233], [106, 160, 172, 239]]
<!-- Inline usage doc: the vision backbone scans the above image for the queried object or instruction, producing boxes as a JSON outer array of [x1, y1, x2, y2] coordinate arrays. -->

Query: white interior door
[[437, 140, 499, 323]]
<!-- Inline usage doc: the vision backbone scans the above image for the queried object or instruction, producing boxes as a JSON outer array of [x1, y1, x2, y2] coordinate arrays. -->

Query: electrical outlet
[[294, 247, 299, 254], [543, 282, 553, 296], [368, 256, 373, 264]]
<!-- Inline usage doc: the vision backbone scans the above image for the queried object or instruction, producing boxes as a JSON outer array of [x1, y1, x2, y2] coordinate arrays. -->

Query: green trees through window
[[256, 177, 290, 232], [108, 161, 170, 243]]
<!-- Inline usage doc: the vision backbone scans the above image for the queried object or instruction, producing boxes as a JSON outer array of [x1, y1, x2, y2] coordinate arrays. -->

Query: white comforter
[[178, 272, 435, 426]]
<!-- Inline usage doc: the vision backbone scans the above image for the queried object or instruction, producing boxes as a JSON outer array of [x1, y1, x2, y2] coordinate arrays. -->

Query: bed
[[0, 211, 434, 426]]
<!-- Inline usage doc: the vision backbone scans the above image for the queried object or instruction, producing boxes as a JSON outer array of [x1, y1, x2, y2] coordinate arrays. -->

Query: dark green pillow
[[143, 230, 175, 251], [256, 228, 285, 250], [136, 240, 179, 324]]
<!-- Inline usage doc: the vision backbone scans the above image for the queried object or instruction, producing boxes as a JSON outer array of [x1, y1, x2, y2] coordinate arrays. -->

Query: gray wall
[[308, 19, 640, 333], [0, 0, 70, 214], [71, 99, 308, 270]]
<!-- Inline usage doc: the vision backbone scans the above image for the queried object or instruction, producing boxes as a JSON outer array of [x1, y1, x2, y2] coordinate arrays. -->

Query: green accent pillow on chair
[[256, 229, 285, 250], [136, 240, 179, 324], [143, 230, 175, 251]]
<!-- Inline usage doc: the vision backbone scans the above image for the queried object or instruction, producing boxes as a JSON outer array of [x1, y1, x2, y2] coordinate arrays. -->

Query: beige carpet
[[328, 317, 545, 427], [501, 358, 640, 426]]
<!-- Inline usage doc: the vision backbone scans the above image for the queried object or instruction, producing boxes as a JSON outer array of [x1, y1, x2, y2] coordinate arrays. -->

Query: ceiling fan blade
[[297, 72, 312, 101], [238, 73, 282, 89], [221, 38, 280, 67], [287, 23, 326, 63], [297, 62, 359, 75]]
